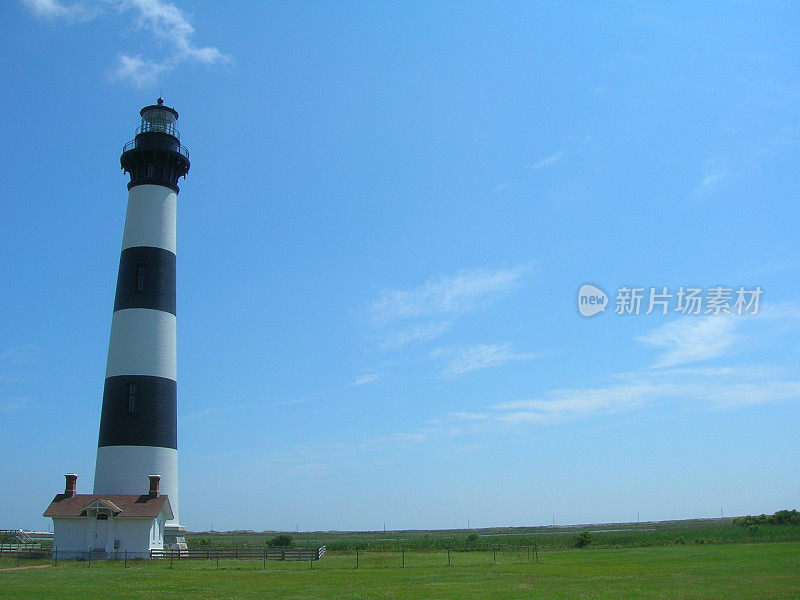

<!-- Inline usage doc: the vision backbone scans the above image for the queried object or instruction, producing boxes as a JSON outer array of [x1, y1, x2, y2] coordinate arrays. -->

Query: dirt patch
[[0, 564, 52, 573]]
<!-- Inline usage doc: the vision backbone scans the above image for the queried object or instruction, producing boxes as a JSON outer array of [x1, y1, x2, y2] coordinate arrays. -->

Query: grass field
[[187, 517, 800, 551], [2, 541, 799, 599]]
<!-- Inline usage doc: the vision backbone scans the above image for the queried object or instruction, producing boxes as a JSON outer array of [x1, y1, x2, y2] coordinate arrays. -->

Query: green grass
[[2, 542, 799, 599], [187, 518, 800, 551]]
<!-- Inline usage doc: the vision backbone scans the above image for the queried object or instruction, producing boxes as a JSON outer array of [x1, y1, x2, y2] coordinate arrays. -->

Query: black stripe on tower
[[98, 375, 177, 449], [113, 246, 176, 315]]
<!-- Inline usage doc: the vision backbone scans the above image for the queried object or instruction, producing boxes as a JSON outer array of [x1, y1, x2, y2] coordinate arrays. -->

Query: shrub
[[268, 534, 294, 547], [574, 531, 592, 548], [733, 509, 800, 527]]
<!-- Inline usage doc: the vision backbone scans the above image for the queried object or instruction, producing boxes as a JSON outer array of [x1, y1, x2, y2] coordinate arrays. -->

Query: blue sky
[[2, 1, 800, 532]]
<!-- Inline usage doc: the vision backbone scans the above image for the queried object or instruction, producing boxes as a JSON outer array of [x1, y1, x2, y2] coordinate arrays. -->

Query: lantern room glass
[[139, 107, 179, 138]]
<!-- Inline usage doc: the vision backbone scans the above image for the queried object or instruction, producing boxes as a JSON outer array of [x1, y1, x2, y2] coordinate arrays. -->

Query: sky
[[2, 1, 800, 533]]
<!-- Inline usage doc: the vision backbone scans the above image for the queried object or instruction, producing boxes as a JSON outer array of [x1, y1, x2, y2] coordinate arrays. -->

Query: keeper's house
[[43, 474, 172, 559]]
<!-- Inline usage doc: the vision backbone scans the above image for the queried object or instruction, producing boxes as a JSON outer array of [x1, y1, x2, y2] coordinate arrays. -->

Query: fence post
[[170, 550, 174, 568], [216, 551, 219, 568], [356, 548, 359, 569], [493, 548, 497, 564], [263, 547, 266, 569], [17, 549, 20, 566], [447, 548, 450, 566], [88, 550, 91, 568], [54, 547, 58, 567], [401, 547, 405, 568], [124, 550, 128, 567]]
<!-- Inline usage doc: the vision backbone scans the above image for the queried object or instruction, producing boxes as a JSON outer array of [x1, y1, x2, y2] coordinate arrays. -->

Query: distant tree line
[[732, 510, 800, 527]]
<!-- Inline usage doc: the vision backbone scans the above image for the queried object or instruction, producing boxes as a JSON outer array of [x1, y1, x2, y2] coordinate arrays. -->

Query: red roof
[[43, 494, 172, 519]]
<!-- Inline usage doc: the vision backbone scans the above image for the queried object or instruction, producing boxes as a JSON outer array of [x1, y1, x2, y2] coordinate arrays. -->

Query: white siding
[[51, 504, 171, 560], [52, 517, 88, 553]]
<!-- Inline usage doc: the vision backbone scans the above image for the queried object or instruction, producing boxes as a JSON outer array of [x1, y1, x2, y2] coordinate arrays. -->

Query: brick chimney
[[64, 473, 77, 498], [148, 474, 161, 498]]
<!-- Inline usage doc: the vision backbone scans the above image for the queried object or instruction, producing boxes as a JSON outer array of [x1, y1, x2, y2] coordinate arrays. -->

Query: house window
[[128, 383, 137, 414], [136, 264, 146, 293]]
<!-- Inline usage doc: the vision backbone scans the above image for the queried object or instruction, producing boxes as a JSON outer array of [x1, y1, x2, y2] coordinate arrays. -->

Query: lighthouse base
[[164, 525, 188, 551]]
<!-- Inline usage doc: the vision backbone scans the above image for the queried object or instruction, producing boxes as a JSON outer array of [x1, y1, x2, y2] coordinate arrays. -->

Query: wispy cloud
[[23, 0, 99, 21], [0, 397, 34, 414], [532, 150, 566, 170], [420, 310, 800, 431], [431, 343, 539, 378], [493, 382, 651, 424], [24, 0, 229, 88], [380, 321, 452, 349], [488, 364, 800, 425], [369, 265, 529, 348], [637, 315, 739, 368], [389, 433, 426, 443], [181, 397, 306, 423], [350, 373, 380, 387], [371, 266, 528, 325], [695, 158, 728, 195], [493, 182, 516, 193], [0, 345, 39, 367]]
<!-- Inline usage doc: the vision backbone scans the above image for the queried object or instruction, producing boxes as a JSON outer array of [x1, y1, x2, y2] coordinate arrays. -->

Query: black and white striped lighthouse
[[93, 99, 189, 534]]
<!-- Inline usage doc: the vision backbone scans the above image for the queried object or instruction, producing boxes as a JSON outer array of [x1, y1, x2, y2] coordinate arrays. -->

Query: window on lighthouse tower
[[127, 383, 137, 414], [136, 264, 146, 293]]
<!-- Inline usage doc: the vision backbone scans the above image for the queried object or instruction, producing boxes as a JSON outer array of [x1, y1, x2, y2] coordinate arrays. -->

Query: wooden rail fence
[[150, 546, 326, 561]]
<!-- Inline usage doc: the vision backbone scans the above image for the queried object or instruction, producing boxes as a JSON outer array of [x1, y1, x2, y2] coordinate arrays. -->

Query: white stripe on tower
[[93, 100, 189, 528]]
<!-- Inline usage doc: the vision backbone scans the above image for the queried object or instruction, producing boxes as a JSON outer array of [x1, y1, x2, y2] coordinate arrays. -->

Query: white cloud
[[351, 373, 380, 387], [371, 266, 527, 325], [0, 397, 33, 414], [494, 382, 653, 424], [695, 158, 728, 195], [24, 0, 229, 88], [124, 0, 226, 64], [381, 321, 452, 349], [113, 53, 170, 88], [493, 182, 516, 193], [431, 343, 539, 378], [532, 150, 566, 170], [637, 315, 740, 368], [492, 364, 800, 425], [369, 266, 529, 347], [390, 433, 426, 443], [445, 412, 489, 421], [23, 0, 98, 21], [0, 345, 39, 366]]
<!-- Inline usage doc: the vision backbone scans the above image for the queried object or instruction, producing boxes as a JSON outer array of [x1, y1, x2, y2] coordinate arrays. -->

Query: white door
[[94, 515, 109, 550]]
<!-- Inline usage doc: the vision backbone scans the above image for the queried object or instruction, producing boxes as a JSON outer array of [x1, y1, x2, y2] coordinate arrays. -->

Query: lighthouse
[[92, 99, 189, 546]]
